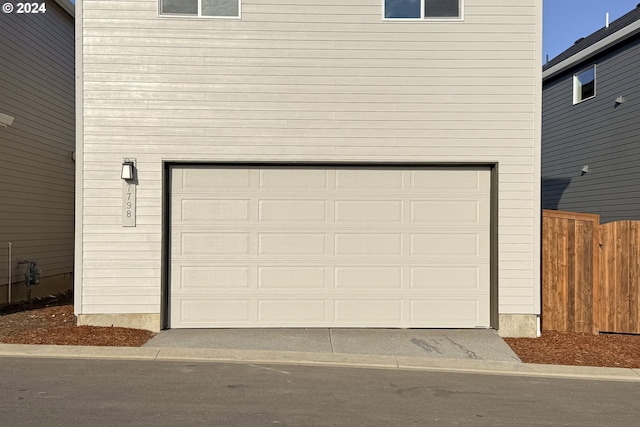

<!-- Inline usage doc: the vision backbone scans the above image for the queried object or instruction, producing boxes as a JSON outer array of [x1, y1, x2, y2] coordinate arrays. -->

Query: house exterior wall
[[76, 0, 542, 334], [542, 34, 640, 223], [0, 1, 75, 303]]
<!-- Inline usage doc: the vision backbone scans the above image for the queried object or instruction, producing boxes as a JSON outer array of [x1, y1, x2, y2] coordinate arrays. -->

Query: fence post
[[592, 214, 600, 334]]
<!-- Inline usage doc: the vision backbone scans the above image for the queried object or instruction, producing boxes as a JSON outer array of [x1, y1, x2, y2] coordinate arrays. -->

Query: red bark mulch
[[504, 331, 640, 369], [0, 292, 154, 347]]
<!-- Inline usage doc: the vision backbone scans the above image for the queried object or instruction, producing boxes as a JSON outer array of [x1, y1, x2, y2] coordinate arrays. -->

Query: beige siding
[[77, 0, 541, 316], [0, 1, 75, 296]]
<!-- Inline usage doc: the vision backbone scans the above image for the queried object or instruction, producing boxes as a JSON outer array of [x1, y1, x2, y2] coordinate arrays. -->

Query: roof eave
[[543, 20, 640, 82], [54, 0, 74, 18]]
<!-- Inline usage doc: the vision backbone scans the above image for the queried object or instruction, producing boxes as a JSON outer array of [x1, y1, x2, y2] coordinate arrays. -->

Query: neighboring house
[[543, 6, 640, 223], [0, 0, 75, 304], [75, 0, 542, 337]]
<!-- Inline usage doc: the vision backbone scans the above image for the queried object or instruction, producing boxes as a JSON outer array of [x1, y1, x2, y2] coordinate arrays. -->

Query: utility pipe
[[7, 242, 11, 303]]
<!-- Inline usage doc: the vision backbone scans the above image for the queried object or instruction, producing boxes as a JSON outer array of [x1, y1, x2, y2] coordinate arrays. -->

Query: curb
[[0, 343, 639, 382]]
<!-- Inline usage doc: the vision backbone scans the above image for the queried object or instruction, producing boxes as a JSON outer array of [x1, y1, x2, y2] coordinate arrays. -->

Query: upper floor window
[[573, 65, 595, 104], [385, 0, 462, 20], [160, 0, 240, 18]]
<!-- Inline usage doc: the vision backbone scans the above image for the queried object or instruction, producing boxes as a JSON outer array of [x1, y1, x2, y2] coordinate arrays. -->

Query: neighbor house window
[[573, 65, 596, 104], [160, 0, 240, 18], [384, 0, 462, 20]]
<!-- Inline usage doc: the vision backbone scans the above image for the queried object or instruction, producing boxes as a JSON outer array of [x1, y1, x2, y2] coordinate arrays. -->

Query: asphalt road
[[0, 357, 638, 426]]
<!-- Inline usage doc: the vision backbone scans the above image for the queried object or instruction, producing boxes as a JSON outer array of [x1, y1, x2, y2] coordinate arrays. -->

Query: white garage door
[[170, 166, 491, 328]]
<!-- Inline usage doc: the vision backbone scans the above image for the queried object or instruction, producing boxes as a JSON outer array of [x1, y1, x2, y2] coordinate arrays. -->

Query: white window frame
[[573, 65, 596, 105], [383, 0, 464, 21], [158, 0, 241, 19]]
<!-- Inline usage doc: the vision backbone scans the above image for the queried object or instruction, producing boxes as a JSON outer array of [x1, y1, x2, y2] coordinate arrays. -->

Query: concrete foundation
[[76, 314, 538, 336], [0, 272, 73, 305], [77, 313, 161, 333], [498, 314, 538, 338]]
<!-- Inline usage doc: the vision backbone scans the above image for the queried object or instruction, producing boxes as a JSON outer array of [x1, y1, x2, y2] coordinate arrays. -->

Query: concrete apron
[[144, 329, 521, 363]]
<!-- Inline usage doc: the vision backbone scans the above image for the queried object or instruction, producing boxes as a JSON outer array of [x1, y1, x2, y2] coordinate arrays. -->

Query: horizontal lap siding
[[0, 3, 75, 286], [542, 36, 640, 223], [79, 0, 541, 315]]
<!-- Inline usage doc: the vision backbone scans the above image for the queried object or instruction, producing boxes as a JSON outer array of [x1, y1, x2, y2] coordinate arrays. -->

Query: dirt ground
[[1, 292, 640, 368]]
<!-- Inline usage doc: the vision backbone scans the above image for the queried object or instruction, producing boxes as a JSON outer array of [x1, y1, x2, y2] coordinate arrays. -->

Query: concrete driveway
[[144, 329, 521, 363]]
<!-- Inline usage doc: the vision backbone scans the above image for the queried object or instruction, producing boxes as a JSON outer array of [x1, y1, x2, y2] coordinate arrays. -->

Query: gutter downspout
[[7, 242, 11, 303]]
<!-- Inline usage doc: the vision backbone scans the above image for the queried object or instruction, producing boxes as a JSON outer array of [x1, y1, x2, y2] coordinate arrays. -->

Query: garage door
[[170, 165, 491, 328]]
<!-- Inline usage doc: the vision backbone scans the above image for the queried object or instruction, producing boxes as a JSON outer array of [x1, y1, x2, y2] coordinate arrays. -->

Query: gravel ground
[[2, 293, 640, 367]]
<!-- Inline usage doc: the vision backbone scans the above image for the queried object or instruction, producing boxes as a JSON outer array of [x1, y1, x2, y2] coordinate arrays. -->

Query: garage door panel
[[259, 169, 328, 189], [180, 167, 251, 189], [258, 233, 327, 255], [410, 265, 489, 291], [175, 263, 490, 293], [179, 299, 252, 324], [180, 199, 251, 222], [334, 266, 402, 289], [258, 266, 327, 289], [335, 169, 404, 190], [181, 232, 250, 255], [335, 300, 403, 323], [410, 299, 488, 326], [173, 296, 490, 328], [259, 200, 327, 222], [335, 200, 403, 223], [410, 232, 489, 257], [334, 233, 403, 255], [410, 199, 488, 224], [411, 169, 488, 192], [178, 266, 251, 290], [170, 166, 491, 328], [259, 300, 327, 322]]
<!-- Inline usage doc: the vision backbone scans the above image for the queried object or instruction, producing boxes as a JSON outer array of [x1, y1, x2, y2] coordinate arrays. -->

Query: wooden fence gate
[[542, 210, 640, 334]]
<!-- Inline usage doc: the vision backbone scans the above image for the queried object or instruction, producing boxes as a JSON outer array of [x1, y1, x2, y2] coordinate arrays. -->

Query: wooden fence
[[542, 210, 640, 334]]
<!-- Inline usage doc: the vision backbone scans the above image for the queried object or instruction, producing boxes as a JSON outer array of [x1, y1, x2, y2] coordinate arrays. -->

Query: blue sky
[[544, 0, 640, 62]]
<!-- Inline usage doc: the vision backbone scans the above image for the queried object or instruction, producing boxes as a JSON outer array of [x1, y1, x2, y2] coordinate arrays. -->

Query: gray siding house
[[0, 0, 75, 304], [543, 6, 640, 223], [76, 0, 542, 337]]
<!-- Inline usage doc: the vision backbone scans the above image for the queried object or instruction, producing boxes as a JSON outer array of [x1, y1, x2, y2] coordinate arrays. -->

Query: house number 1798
[[122, 182, 136, 227]]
